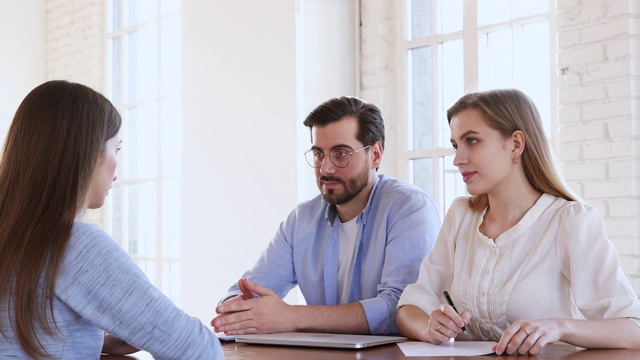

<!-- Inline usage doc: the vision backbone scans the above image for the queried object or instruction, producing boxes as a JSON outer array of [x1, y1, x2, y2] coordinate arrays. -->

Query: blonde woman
[[396, 89, 640, 355]]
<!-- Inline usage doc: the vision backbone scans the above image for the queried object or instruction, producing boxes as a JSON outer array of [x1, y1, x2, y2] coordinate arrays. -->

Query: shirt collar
[[324, 174, 382, 227]]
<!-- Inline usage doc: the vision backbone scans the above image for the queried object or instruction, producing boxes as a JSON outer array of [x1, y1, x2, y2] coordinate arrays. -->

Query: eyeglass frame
[[304, 145, 371, 168]]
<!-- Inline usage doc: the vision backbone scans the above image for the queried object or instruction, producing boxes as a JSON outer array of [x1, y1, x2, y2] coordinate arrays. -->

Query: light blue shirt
[[0, 222, 222, 359], [225, 174, 440, 334]]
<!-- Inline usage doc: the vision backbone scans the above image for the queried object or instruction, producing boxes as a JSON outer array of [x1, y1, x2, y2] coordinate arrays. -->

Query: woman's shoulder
[[71, 221, 109, 238], [58, 222, 139, 294], [67, 221, 125, 259], [447, 196, 475, 215], [441, 196, 479, 227], [451, 196, 472, 207], [543, 194, 602, 221], [541, 194, 608, 249]]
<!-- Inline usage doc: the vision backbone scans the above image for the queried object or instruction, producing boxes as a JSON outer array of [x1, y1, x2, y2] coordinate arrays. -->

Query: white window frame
[[397, 0, 557, 216], [104, 1, 182, 304]]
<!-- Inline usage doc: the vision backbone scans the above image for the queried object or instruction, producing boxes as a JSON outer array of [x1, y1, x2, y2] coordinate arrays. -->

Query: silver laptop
[[234, 332, 407, 349]]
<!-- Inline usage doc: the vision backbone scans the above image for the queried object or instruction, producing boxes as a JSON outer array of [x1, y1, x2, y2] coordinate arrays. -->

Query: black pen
[[443, 290, 467, 333]]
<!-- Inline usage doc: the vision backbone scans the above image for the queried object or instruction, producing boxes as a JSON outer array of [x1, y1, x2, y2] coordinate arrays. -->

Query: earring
[[513, 156, 519, 165]]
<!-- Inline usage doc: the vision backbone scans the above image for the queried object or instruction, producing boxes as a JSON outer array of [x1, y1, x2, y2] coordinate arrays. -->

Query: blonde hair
[[447, 89, 576, 211]]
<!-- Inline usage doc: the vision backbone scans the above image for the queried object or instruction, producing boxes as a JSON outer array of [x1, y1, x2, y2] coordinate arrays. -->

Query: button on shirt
[[398, 194, 640, 340], [224, 174, 441, 335]]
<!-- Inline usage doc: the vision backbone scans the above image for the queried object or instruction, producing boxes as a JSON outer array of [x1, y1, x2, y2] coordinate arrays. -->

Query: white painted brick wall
[[562, 162, 607, 181], [607, 79, 633, 98], [559, 122, 606, 142], [588, 199, 608, 217], [557, 0, 640, 288], [558, 105, 583, 124], [557, 3, 608, 27], [558, 44, 606, 68], [360, 0, 640, 290], [558, 143, 582, 162], [610, 198, 634, 218], [605, 38, 635, 59], [583, 179, 634, 198], [559, 83, 606, 104], [44, 0, 104, 93], [558, 29, 580, 48], [582, 98, 633, 121], [358, 0, 398, 177], [608, 0, 635, 17], [610, 159, 640, 178], [44, 0, 105, 224], [608, 119, 635, 139], [583, 139, 633, 159], [584, 60, 635, 83], [581, 20, 632, 43], [558, 0, 581, 10], [566, 180, 584, 198]]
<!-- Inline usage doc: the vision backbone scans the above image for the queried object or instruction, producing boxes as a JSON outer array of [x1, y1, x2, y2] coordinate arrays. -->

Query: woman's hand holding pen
[[426, 304, 471, 344]]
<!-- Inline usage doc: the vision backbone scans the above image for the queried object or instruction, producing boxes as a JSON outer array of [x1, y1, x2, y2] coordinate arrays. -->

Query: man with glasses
[[212, 96, 440, 335]]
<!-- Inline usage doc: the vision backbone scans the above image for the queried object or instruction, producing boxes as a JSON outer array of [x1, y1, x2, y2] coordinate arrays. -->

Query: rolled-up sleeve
[[360, 186, 441, 334], [223, 210, 299, 301]]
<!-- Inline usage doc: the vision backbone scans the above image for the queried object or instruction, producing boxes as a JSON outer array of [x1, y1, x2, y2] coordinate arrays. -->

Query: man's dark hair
[[303, 96, 385, 149]]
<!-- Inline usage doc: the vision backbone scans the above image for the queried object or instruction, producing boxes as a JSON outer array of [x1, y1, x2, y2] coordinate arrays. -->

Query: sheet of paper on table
[[397, 340, 498, 357]]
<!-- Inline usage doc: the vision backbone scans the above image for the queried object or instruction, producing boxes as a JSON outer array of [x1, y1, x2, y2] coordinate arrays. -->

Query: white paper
[[398, 340, 498, 357]]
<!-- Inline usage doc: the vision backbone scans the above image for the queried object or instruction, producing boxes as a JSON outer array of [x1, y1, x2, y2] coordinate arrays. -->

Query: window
[[105, 0, 182, 304], [400, 0, 555, 215]]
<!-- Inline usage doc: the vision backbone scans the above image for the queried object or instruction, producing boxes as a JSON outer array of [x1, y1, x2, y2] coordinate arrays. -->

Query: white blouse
[[398, 193, 640, 341]]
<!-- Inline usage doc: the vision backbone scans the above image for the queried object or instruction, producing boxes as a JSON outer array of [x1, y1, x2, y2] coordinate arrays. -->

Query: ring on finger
[[523, 329, 530, 335], [436, 325, 442, 332]]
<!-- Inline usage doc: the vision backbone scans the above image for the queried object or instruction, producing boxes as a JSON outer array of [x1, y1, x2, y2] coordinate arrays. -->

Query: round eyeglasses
[[304, 145, 371, 168]]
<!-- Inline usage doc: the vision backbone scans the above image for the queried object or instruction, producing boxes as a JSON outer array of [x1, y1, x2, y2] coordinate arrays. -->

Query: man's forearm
[[289, 302, 370, 334]]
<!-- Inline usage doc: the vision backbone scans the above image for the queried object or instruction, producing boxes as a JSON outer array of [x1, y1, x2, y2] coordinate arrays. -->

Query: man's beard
[[317, 166, 370, 205]]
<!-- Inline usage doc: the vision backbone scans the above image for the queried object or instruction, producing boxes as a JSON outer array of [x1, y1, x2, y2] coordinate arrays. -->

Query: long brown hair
[[0, 80, 121, 358], [447, 89, 576, 211]]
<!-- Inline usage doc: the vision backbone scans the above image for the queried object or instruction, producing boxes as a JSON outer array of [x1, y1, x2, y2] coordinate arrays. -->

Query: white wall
[[296, 0, 357, 204], [555, 0, 640, 289], [0, 0, 46, 138], [359, 0, 399, 177], [0, 0, 357, 326], [181, 0, 357, 323]]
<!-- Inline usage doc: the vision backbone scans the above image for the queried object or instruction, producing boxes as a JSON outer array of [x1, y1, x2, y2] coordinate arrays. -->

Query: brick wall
[[44, 0, 104, 92], [358, 0, 399, 177], [557, 0, 640, 289], [360, 0, 640, 291], [44, 0, 105, 224]]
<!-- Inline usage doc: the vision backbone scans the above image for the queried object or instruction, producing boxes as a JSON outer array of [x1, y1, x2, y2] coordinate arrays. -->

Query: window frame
[[396, 0, 558, 216], [103, 0, 183, 304]]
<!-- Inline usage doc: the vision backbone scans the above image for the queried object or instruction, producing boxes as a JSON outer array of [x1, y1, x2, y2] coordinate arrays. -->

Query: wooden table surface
[[101, 341, 640, 360]]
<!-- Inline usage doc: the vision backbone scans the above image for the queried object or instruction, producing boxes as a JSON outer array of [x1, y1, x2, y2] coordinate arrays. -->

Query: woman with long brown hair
[[0, 80, 222, 359], [396, 89, 640, 355]]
